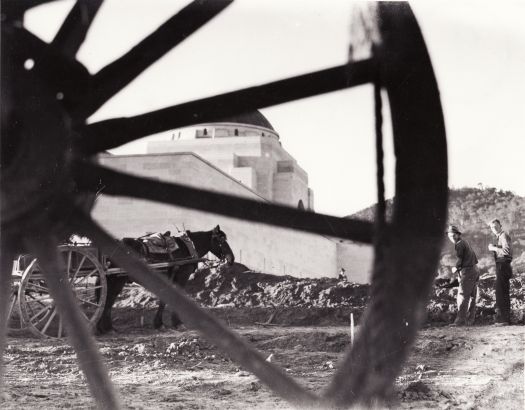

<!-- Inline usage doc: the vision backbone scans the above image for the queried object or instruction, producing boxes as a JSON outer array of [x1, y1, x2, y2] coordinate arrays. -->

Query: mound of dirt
[[114, 263, 525, 326], [115, 264, 369, 311], [429, 273, 525, 324]]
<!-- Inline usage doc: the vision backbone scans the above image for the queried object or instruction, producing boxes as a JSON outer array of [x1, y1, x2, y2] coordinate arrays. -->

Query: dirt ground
[[2, 320, 523, 409]]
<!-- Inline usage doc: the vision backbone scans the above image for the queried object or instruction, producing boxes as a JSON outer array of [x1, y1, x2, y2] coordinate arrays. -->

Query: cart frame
[[8, 244, 206, 338]]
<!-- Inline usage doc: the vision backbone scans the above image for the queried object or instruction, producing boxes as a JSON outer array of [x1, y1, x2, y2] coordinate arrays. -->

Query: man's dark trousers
[[495, 260, 512, 323]]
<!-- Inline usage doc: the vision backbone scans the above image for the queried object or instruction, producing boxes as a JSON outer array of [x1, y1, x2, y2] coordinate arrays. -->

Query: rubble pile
[[428, 273, 525, 323], [115, 265, 369, 311], [115, 263, 524, 324], [115, 287, 158, 309], [166, 338, 202, 357], [188, 267, 369, 309]]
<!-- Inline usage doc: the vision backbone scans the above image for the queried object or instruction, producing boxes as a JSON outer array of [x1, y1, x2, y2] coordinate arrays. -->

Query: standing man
[[446, 225, 480, 326], [488, 219, 513, 325]]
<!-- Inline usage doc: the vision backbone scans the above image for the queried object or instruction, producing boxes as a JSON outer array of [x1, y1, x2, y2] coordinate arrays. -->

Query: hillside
[[349, 187, 525, 276]]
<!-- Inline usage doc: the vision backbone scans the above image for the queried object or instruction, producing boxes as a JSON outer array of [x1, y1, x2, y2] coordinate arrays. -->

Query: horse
[[96, 225, 234, 333]]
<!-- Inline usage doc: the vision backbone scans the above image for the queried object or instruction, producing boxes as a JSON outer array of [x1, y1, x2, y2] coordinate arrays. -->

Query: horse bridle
[[211, 231, 228, 261]]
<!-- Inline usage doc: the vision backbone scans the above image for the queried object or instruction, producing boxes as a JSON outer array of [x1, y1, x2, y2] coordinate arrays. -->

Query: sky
[[25, 0, 525, 217]]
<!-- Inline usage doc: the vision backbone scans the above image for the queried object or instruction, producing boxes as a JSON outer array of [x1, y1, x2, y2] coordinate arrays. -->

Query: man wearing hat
[[446, 225, 480, 326], [488, 218, 513, 325]]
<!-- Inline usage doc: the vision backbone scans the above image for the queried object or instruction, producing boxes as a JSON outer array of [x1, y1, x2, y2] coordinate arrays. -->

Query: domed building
[[147, 111, 314, 210], [93, 111, 371, 282]]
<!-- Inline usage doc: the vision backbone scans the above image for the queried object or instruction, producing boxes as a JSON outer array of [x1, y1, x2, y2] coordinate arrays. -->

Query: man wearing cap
[[488, 219, 513, 325], [446, 225, 480, 326]]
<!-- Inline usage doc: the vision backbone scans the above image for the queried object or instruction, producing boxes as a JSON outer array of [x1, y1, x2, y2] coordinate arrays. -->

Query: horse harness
[[140, 231, 198, 260]]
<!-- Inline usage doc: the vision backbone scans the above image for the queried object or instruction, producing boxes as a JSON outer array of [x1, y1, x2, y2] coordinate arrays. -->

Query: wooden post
[[350, 313, 355, 345]]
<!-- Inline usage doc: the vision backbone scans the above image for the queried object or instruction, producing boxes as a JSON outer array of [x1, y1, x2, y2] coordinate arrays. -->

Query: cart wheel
[[7, 254, 35, 334], [1, 2, 447, 406], [18, 247, 107, 338]]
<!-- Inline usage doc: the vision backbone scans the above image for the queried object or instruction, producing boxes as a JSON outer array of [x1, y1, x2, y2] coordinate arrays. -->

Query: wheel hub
[[1, 32, 78, 235]]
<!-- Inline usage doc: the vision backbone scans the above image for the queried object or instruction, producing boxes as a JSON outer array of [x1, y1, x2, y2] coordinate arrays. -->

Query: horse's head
[[210, 225, 235, 265]]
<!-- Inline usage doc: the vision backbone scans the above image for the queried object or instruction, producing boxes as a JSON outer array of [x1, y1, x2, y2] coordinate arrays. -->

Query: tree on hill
[[349, 186, 525, 276]]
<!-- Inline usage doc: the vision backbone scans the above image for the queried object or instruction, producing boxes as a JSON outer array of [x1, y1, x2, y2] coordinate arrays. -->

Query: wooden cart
[[8, 245, 204, 338]]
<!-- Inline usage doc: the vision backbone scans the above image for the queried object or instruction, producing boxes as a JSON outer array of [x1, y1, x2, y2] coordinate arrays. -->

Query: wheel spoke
[[70, 254, 87, 282], [0, 234, 19, 395], [51, 0, 104, 58], [25, 282, 48, 293], [3, 27, 92, 113], [79, 60, 375, 154], [76, 298, 99, 308], [1, 0, 58, 16], [73, 268, 100, 285], [74, 285, 104, 291], [29, 305, 52, 323], [78, 309, 90, 323], [41, 307, 57, 334], [24, 232, 120, 408], [27, 300, 51, 312], [374, 81, 386, 229], [25, 294, 53, 303], [73, 209, 320, 407], [75, 160, 375, 243], [7, 293, 17, 323], [78, 0, 233, 118]]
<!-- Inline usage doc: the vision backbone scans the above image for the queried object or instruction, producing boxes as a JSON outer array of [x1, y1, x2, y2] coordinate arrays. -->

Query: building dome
[[215, 110, 275, 131]]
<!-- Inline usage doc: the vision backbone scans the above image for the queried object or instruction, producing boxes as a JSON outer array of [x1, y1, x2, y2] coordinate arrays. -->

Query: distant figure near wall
[[338, 267, 348, 281]]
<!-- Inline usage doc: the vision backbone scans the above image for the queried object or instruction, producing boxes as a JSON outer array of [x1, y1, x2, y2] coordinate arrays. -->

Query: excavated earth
[[3, 265, 524, 409]]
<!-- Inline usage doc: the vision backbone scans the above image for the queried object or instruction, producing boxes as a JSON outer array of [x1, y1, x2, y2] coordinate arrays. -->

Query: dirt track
[[4, 267, 524, 408], [2, 323, 523, 409]]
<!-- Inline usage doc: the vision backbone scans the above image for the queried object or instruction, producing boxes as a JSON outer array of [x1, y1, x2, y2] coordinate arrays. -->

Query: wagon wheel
[[7, 254, 36, 334], [1, 1, 446, 408], [18, 247, 107, 339]]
